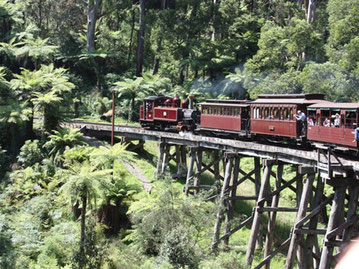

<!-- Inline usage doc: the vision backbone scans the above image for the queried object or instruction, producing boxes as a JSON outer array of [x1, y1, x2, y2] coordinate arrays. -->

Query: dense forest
[[1, 0, 359, 268]]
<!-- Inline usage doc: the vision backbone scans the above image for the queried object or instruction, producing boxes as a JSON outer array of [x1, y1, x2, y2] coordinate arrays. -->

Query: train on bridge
[[140, 93, 359, 151]]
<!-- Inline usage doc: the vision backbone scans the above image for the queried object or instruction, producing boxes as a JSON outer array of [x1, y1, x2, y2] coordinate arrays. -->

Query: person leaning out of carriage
[[353, 125, 359, 143], [296, 110, 307, 135]]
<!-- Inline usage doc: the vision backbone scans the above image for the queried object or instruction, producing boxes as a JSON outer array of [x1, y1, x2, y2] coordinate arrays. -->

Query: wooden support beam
[[285, 172, 315, 269], [184, 147, 197, 195], [254, 157, 263, 250], [194, 148, 202, 194], [264, 163, 283, 269], [295, 194, 334, 229], [294, 228, 327, 235], [186, 185, 214, 190], [319, 186, 346, 269], [303, 175, 325, 269], [246, 160, 274, 266], [211, 154, 234, 251], [186, 158, 218, 182], [258, 207, 298, 213], [161, 144, 170, 175], [342, 186, 359, 244], [180, 145, 187, 173], [224, 169, 256, 195], [224, 156, 240, 248], [155, 142, 165, 178], [227, 196, 258, 201], [258, 176, 297, 205], [216, 215, 254, 246], [326, 215, 359, 241], [214, 150, 220, 187], [296, 165, 303, 208], [254, 157, 261, 197], [254, 238, 291, 269]]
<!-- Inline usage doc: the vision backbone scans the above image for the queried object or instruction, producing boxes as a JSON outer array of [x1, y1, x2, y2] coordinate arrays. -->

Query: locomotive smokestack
[[189, 94, 194, 109]]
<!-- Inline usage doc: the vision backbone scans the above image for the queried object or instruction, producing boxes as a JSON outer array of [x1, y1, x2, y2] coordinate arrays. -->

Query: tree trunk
[[127, 9, 136, 66], [211, 0, 219, 42], [307, 0, 316, 23], [79, 194, 87, 268], [26, 106, 35, 140], [44, 105, 59, 133], [152, 2, 166, 75], [298, 0, 303, 9], [87, 0, 100, 52], [136, 0, 145, 77], [129, 95, 136, 122]]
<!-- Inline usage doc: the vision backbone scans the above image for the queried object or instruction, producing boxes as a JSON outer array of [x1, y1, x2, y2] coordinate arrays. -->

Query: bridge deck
[[63, 120, 359, 176]]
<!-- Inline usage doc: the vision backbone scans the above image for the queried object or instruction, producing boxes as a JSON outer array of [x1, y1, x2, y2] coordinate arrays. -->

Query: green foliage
[[127, 182, 215, 268], [58, 162, 112, 210], [198, 250, 248, 269], [0, 214, 15, 269], [246, 18, 323, 74], [17, 139, 44, 167], [327, 0, 359, 64], [44, 128, 85, 164], [114, 76, 156, 121], [301, 62, 359, 101], [71, 216, 108, 269]]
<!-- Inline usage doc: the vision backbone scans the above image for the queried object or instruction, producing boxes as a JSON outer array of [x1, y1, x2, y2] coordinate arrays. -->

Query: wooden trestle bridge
[[64, 120, 359, 269]]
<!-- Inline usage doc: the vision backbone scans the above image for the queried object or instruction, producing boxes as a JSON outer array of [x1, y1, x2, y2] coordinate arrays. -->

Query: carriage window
[[283, 108, 288, 120], [307, 109, 316, 126], [321, 110, 330, 127], [256, 108, 259, 119], [330, 109, 341, 127], [273, 108, 279, 119], [289, 108, 293, 120], [234, 108, 237, 117], [228, 108, 231, 116], [345, 111, 357, 129], [264, 107, 269, 119]]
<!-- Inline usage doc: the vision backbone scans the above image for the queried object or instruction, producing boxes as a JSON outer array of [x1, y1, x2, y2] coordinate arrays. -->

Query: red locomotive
[[139, 93, 359, 151], [140, 94, 200, 131]]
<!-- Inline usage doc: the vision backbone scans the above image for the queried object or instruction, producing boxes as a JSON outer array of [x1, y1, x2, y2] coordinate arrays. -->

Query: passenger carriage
[[250, 94, 326, 139], [307, 102, 359, 149], [198, 99, 250, 136]]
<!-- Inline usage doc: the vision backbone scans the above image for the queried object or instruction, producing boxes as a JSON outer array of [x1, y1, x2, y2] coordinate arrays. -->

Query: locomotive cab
[[140, 94, 168, 128]]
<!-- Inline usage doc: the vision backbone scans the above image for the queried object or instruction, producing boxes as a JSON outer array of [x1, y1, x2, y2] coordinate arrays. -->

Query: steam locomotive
[[140, 93, 359, 151]]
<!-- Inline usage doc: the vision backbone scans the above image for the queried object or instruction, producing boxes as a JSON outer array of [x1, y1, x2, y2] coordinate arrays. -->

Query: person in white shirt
[[296, 110, 307, 136]]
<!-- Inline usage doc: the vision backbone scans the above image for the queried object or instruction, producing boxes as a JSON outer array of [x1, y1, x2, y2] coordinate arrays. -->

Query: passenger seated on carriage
[[307, 117, 314, 126], [332, 113, 340, 127], [323, 118, 330, 127]]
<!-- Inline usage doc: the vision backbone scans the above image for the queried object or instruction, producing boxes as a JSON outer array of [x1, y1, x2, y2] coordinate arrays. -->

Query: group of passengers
[[297, 111, 359, 143], [306, 113, 341, 127]]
